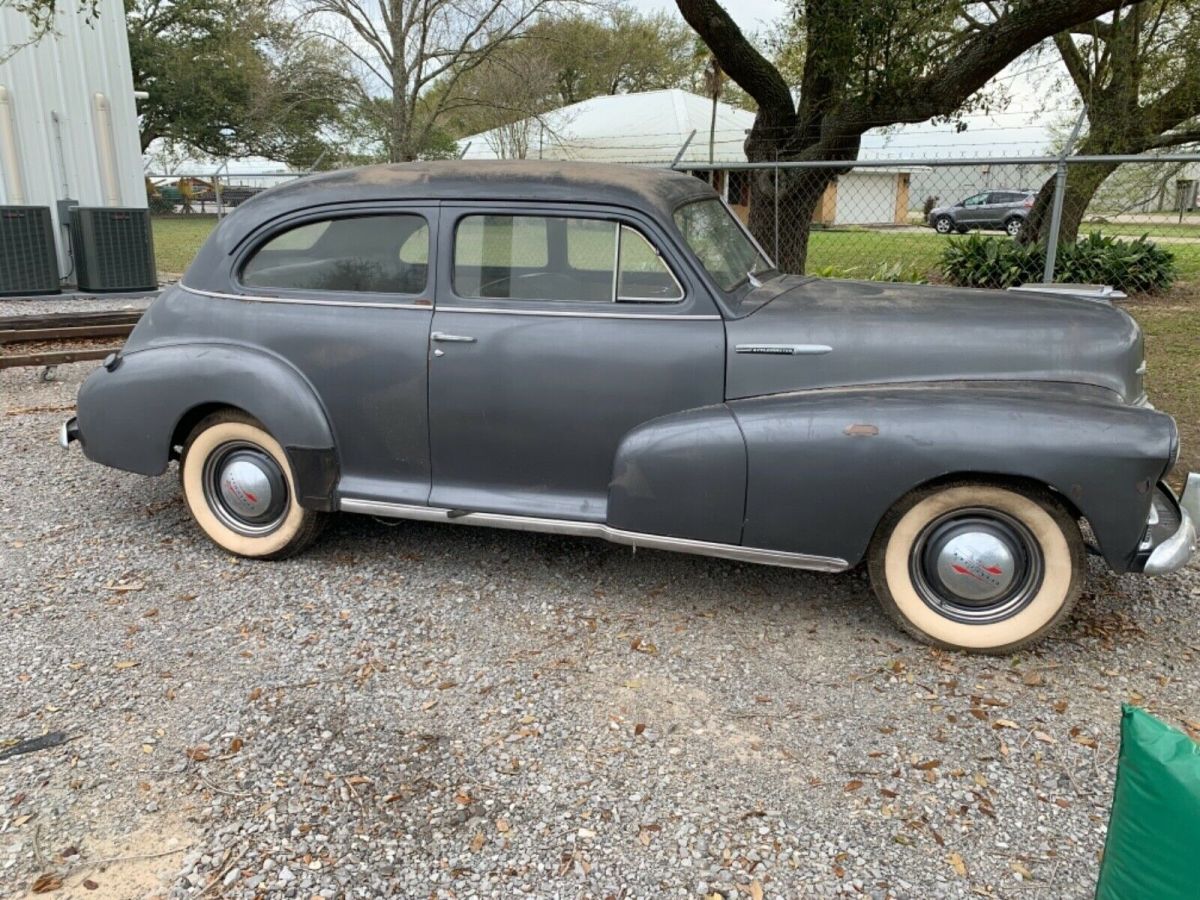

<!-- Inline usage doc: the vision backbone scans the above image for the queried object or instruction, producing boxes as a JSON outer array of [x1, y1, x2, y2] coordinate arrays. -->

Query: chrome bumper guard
[[1144, 473, 1198, 575], [59, 416, 80, 449]]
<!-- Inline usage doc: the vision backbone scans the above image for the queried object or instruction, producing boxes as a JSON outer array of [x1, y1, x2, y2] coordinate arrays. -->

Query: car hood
[[724, 276, 1145, 401]]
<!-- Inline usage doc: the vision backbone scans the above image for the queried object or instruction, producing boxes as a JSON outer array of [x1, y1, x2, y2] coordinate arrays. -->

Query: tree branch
[[674, 0, 794, 130]]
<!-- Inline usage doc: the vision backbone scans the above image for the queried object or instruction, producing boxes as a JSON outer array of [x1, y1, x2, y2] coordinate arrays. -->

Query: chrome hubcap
[[202, 442, 288, 535], [910, 508, 1043, 624]]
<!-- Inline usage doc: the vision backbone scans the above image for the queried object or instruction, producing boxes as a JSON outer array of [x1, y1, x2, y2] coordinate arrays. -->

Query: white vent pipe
[[92, 92, 121, 206], [0, 86, 26, 204]]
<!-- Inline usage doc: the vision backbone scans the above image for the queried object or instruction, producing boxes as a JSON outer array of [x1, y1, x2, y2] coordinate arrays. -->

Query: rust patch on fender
[[844, 423, 879, 437]]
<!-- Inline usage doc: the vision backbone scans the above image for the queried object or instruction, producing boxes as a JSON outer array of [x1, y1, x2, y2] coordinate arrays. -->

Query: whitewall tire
[[868, 482, 1084, 653], [180, 411, 325, 559]]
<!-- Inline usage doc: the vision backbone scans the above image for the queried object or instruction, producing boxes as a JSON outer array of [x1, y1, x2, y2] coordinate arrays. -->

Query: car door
[[957, 192, 990, 226], [982, 192, 1014, 228], [426, 203, 726, 523], [232, 204, 437, 504]]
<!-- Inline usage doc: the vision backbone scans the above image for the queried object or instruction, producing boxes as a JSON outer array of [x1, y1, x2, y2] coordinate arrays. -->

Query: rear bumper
[[59, 416, 80, 449], [1143, 473, 1198, 575]]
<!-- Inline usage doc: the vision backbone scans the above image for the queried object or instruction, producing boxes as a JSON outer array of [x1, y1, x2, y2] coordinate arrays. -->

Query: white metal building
[[0, 0, 145, 278], [457, 90, 918, 226]]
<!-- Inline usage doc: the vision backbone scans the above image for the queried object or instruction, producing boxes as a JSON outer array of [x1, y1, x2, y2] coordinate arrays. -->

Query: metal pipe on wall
[[91, 92, 121, 206], [0, 86, 27, 204]]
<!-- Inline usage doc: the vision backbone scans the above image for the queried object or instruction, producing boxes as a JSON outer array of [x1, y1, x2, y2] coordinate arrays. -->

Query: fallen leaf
[[1053, 700, 1069, 714], [634, 723, 645, 736], [31, 873, 62, 893], [437, 681, 458, 690], [11, 814, 31, 827], [914, 759, 941, 770], [83, 880, 99, 891], [844, 780, 864, 792], [113, 660, 139, 670], [748, 880, 764, 900], [496, 818, 510, 833], [1011, 861, 1034, 880], [948, 852, 967, 876], [247, 687, 262, 702], [469, 831, 485, 852], [143, 608, 159, 618], [226, 737, 243, 754], [992, 719, 1019, 730], [185, 745, 210, 762], [1022, 671, 1043, 686], [421, 699, 438, 711], [1033, 730, 1056, 744]]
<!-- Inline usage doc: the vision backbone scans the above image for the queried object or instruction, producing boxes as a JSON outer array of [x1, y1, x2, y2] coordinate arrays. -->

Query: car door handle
[[431, 332, 476, 343]]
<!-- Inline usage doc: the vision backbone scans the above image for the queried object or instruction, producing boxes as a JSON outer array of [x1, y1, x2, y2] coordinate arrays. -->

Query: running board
[[338, 498, 849, 573]]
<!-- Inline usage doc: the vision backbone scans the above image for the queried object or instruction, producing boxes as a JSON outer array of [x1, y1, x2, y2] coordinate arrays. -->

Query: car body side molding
[[338, 497, 849, 572]]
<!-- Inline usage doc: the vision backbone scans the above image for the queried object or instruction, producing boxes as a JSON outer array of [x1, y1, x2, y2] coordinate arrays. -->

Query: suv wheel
[[1004, 217, 1024, 238], [933, 215, 954, 234]]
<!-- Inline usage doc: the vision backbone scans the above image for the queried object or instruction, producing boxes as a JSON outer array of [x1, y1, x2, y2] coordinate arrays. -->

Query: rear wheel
[[180, 410, 325, 559], [868, 482, 1083, 653], [1004, 216, 1024, 237]]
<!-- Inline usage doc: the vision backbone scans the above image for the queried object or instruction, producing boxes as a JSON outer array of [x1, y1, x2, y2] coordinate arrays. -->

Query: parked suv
[[928, 189, 1035, 236]]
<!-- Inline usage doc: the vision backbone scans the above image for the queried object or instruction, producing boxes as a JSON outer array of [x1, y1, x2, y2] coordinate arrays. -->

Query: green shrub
[[940, 232, 1175, 294], [811, 261, 928, 283]]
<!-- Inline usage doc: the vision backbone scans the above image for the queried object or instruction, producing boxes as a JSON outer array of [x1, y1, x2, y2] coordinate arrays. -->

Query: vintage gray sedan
[[62, 162, 1197, 653]]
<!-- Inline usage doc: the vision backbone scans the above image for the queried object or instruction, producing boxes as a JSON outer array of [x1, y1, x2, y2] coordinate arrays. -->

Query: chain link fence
[[676, 154, 1200, 294], [145, 156, 1200, 293]]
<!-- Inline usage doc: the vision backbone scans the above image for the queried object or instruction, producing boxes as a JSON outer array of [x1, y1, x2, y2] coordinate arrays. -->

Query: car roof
[[227, 161, 715, 237]]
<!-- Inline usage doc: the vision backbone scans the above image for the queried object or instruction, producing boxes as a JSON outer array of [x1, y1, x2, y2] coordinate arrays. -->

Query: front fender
[[76, 342, 337, 494], [730, 383, 1176, 573]]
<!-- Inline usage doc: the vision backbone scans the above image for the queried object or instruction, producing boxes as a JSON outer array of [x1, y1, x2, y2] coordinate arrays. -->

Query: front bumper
[[1144, 473, 1198, 575], [59, 416, 80, 449]]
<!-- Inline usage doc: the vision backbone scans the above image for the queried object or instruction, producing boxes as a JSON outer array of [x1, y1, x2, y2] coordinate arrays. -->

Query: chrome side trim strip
[[339, 498, 849, 572], [735, 343, 833, 356], [179, 283, 431, 310], [437, 306, 721, 321]]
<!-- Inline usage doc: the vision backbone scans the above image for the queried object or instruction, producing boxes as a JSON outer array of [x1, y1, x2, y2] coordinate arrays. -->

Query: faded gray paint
[[71, 161, 1182, 576]]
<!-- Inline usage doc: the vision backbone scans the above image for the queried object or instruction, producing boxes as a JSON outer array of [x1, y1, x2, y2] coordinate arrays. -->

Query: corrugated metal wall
[[0, 0, 145, 278]]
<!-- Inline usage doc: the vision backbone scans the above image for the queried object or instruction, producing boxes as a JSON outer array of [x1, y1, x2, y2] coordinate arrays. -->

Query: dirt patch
[[19, 817, 195, 900]]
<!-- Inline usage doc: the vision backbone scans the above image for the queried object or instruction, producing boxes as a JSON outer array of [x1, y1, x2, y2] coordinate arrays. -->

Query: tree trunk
[[1019, 160, 1120, 247], [747, 166, 839, 273], [389, 77, 411, 162]]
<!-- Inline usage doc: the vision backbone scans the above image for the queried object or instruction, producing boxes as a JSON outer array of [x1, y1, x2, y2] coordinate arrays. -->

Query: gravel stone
[[0, 344, 1197, 898]]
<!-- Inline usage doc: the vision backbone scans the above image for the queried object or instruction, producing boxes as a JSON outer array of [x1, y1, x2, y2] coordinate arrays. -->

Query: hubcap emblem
[[219, 459, 273, 519], [935, 532, 1017, 603]]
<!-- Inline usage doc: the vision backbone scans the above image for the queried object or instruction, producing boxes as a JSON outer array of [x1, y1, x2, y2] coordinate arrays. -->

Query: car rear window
[[241, 214, 429, 295], [453, 214, 682, 303]]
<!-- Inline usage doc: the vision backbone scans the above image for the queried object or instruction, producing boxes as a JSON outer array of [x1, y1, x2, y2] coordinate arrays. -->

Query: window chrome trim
[[178, 283, 431, 310], [616, 224, 686, 303], [435, 305, 720, 321], [339, 497, 849, 573]]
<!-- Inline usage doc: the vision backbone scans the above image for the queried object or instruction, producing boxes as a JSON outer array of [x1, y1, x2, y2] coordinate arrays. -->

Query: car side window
[[963, 194, 988, 207], [617, 225, 683, 302], [241, 214, 429, 295], [453, 214, 682, 304]]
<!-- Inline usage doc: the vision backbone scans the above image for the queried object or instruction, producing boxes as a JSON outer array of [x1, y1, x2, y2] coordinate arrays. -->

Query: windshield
[[673, 198, 773, 292]]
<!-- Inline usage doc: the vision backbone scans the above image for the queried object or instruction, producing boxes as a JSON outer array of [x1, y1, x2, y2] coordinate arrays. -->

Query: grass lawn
[[1123, 289, 1200, 483], [153, 215, 218, 276]]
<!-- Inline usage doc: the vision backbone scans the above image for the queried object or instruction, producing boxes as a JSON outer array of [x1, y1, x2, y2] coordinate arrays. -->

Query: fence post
[[669, 130, 697, 169], [773, 165, 780, 263], [1042, 107, 1088, 283]]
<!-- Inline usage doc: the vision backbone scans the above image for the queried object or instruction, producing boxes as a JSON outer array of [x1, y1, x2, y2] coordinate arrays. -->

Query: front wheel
[[180, 410, 325, 559], [867, 482, 1083, 653], [933, 216, 954, 234]]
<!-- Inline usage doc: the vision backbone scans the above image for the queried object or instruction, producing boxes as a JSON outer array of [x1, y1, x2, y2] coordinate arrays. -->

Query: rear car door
[[426, 203, 726, 522], [233, 205, 437, 504]]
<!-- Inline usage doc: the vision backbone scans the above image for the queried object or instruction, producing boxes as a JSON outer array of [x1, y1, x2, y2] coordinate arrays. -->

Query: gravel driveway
[[1, 356, 1197, 900]]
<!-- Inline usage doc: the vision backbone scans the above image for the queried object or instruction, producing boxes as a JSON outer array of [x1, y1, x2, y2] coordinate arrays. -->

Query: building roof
[[457, 89, 756, 165]]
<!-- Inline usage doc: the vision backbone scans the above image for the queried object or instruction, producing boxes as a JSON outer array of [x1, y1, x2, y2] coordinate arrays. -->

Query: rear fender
[[730, 385, 1176, 573], [76, 343, 337, 507]]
